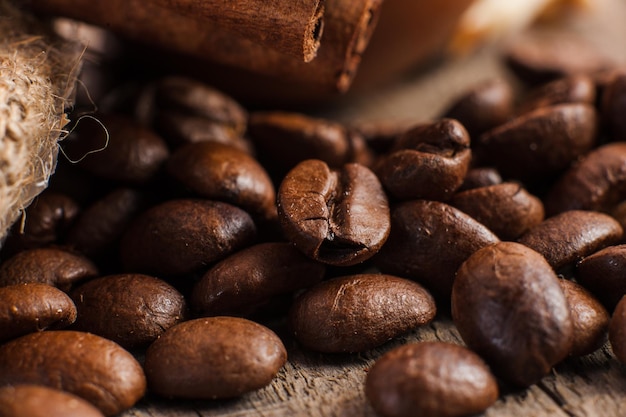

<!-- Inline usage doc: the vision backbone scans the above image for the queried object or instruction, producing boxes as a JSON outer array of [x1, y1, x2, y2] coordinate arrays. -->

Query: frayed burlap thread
[[0, 0, 81, 241]]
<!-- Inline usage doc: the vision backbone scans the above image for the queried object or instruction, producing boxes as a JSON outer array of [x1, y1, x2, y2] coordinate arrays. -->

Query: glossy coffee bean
[[518, 210, 622, 272], [610, 295, 626, 364], [452, 242, 573, 387], [545, 142, 626, 215], [457, 167, 502, 192], [365, 342, 499, 417], [374, 119, 471, 201], [601, 71, 626, 141], [0, 385, 105, 417], [0, 330, 146, 416], [288, 274, 436, 353], [66, 188, 145, 258], [277, 160, 390, 266], [120, 199, 257, 276], [248, 111, 372, 175], [71, 274, 187, 349], [374, 200, 499, 299], [0, 247, 98, 292], [167, 142, 276, 221], [154, 76, 247, 135], [558, 279, 609, 357], [477, 103, 597, 182], [451, 182, 544, 240], [191, 242, 325, 316], [517, 74, 596, 114], [5, 191, 79, 251], [442, 78, 515, 138], [144, 317, 287, 399], [576, 244, 626, 311], [0, 283, 77, 342], [64, 113, 170, 184]]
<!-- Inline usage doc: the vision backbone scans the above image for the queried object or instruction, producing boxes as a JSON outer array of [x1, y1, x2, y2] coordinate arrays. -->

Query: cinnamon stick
[[26, 0, 383, 93], [150, 0, 325, 62]]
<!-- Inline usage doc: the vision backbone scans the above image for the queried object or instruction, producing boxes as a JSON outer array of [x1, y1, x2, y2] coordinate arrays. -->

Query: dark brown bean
[[0, 247, 98, 292], [601, 71, 626, 141], [5, 191, 79, 251], [288, 274, 436, 353], [374, 200, 499, 299], [0, 385, 105, 417], [167, 142, 276, 221], [144, 317, 287, 399], [71, 274, 187, 349], [558, 279, 609, 357], [248, 111, 372, 175], [477, 103, 598, 182], [191, 242, 325, 316], [442, 78, 515, 138], [277, 160, 390, 266], [576, 244, 626, 311], [457, 167, 502, 191], [518, 210, 623, 272], [0, 330, 146, 416], [66, 188, 145, 258], [374, 119, 471, 201], [154, 76, 247, 135], [452, 242, 573, 387], [503, 32, 612, 85], [120, 199, 257, 276], [544, 142, 626, 215], [365, 342, 499, 417], [610, 295, 626, 364], [63, 113, 170, 184], [0, 283, 76, 342], [451, 182, 544, 240], [517, 74, 596, 114]]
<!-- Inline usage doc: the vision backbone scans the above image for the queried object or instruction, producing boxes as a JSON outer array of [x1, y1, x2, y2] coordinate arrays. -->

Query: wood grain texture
[[120, 317, 626, 417]]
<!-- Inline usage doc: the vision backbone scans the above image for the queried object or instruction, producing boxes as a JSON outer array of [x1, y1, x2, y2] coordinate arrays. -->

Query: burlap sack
[[0, 0, 81, 241]]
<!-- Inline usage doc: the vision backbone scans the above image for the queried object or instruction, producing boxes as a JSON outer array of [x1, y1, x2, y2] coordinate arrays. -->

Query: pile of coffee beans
[[1, 32, 626, 417]]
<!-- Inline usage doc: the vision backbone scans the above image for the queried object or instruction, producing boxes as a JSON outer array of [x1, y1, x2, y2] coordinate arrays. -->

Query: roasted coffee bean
[[63, 113, 170, 184], [288, 274, 436, 353], [365, 342, 499, 417], [154, 76, 247, 135], [442, 78, 515, 138], [248, 111, 372, 176], [374, 200, 499, 299], [477, 103, 598, 183], [601, 71, 626, 140], [576, 244, 626, 311], [451, 182, 544, 240], [374, 119, 471, 201], [518, 210, 623, 272], [120, 199, 256, 276], [610, 295, 626, 364], [277, 160, 389, 266], [503, 32, 611, 85], [0, 283, 76, 342], [0, 385, 105, 417], [0, 330, 146, 416], [4, 191, 79, 251], [517, 74, 596, 114], [154, 110, 253, 152], [144, 316, 287, 399], [0, 247, 98, 292], [167, 142, 276, 221], [71, 274, 187, 349], [191, 242, 325, 316], [544, 142, 626, 215], [452, 241, 573, 387], [66, 188, 145, 258], [457, 167, 502, 191], [558, 279, 609, 357]]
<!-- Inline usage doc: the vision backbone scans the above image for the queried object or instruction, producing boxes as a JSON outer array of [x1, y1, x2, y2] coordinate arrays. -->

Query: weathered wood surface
[[121, 2, 626, 416], [121, 317, 626, 417]]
